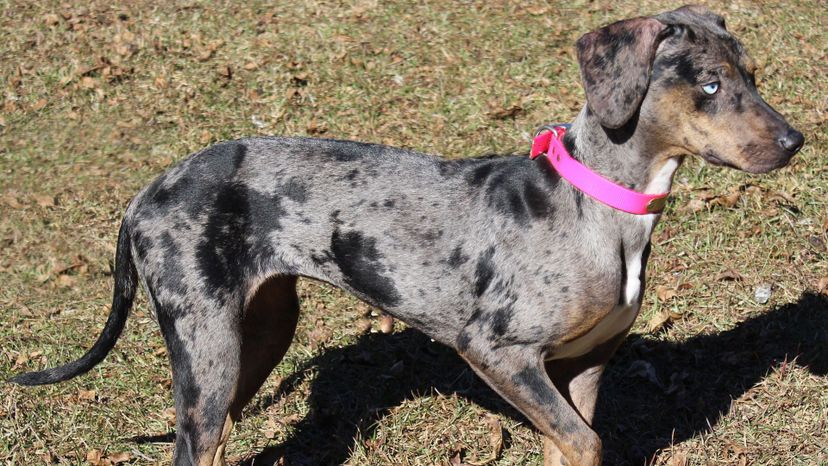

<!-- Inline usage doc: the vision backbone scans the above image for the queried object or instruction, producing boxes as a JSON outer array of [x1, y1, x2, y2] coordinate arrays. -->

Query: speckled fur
[[12, 5, 803, 466]]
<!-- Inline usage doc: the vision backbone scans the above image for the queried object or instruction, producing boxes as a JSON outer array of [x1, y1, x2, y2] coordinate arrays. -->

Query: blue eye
[[702, 82, 720, 95]]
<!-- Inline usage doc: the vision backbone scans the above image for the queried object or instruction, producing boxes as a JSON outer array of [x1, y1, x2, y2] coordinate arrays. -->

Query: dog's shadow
[[231, 292, 826, 465]]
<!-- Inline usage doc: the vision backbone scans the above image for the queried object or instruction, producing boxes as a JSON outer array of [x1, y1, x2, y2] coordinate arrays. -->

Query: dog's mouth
[[700, 149, 793, 174], [700, 150, 740, 170]]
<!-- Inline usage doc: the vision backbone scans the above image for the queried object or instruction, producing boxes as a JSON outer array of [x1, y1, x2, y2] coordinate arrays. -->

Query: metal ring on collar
[[534, 123, 572, 139]]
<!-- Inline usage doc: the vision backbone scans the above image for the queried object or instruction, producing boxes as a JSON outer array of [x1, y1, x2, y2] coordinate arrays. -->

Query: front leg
[[542, 331, 630, 465], [458, 339, 602, 466]]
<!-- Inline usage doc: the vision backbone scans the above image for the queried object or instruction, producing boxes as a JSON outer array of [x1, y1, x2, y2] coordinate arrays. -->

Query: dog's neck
[[565, 106, 684, 198]]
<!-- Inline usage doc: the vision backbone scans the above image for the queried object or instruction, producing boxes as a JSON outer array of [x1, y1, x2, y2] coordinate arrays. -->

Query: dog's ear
[[576, 17, 668, 129], [657, 5, 727, 31]]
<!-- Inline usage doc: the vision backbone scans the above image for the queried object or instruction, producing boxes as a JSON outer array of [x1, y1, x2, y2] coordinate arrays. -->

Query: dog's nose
[[778, 128, 805, 154]]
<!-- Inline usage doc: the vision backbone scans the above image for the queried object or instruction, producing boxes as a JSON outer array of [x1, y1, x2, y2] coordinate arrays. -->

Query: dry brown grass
[[1, 1, 826, 465]]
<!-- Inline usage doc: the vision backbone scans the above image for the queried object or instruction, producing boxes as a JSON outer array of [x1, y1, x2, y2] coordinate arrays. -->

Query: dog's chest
[[546, 230, 651, 361]]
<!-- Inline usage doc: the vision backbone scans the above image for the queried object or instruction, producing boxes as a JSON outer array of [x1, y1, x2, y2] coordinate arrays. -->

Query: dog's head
[[576, 5, 804, 173]]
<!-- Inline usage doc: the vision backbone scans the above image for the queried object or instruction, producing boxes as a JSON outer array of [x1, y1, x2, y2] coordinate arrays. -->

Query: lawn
[[1, 1, 826, 465]]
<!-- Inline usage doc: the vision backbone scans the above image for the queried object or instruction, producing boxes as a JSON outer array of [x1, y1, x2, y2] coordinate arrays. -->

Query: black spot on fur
[[383, 199, 395, 208], [282, 178, 309, 203], [196, 182, 251, 306], [330, 229, 401, 307], [491, 306, 513, 336], [653, 53, 704, 86], [466, 162, 495, 186], [143, 140, 249, 218], [447, 246, 469, 268], [480, 158, 556, 225], [574, 190, 584, 218], [732, 92, 744, 113], [693, 92, 719, 114], [193, 144, 289, 305], [311, 250, 332, 265], [512, 367, 554, 405], [438, 159, 462, 177], [151, 294, 201, 445], [523, 181, 552, 218], [158, 232, 185, 294], [345, 169, 359, 180], [468, 307, 484, 323], [132, 229, 154, 261], [474, 247, 496, 297], [456, 331, 472, 352]]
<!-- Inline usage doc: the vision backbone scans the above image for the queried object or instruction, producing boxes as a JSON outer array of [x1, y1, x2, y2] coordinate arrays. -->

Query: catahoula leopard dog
[[12, 5, 804, 466]]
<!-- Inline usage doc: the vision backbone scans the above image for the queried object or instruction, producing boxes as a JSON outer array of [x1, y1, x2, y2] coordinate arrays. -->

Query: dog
[[11, 5, 804, 466]]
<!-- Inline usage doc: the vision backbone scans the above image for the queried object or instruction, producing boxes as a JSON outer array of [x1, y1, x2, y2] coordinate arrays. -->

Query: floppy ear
[[657, 5, 727, 31], [576, 17, 668, 129]]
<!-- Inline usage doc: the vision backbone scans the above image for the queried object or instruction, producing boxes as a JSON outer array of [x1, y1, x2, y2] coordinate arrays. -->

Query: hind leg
[[156, 299, 241, 466], [155, 276, 299, 466], [212, 276, 300, 465]]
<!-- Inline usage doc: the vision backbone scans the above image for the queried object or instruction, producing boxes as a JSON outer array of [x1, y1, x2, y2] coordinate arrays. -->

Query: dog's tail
[[10, 220, 138, 386]]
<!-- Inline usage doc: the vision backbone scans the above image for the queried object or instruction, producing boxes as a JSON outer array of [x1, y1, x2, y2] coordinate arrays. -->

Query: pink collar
[[530, 125, 669, 215]]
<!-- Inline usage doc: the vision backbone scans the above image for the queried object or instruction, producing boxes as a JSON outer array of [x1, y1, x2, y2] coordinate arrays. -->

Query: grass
[[1, 0, 826, 465]]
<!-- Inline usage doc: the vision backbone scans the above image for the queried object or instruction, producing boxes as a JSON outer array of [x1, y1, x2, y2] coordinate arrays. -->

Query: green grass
[[1, 1, 826, 465]]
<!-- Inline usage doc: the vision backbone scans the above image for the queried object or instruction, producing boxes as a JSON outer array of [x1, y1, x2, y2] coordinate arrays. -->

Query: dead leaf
[[379, 314, 394, 334], [356, 318, 372, 334], [647, 310, 671, 333], [108, 452, 130, 464], [194, 131, 210, 146], [487, 104, 523, 120], [686, 198, 706, 212], [57, 274, 76, 287], [817, 276, 828, 295], [161, 407, 176, 425], [86, 449, 103, 463], [668, 450, 688, 466], [306, 119, 326, 135], [32, 98, 48, 111], [656, 285, 678, 301], [768, 190, 795, 204], [244, 61, 259, 70], [263, 418, 278, 439], [308, 326, 332, 349], [3, 194, 23, 209], [715, 268, 744, 281], [78, 389, 96, 401], [197, 49, 215, 62], [218, 64, 233, 81], [44, 13, 60, 25], [32, 194, 55, 207], [712, 191, 740, 208], [80, 76, 98, 89], [14, 353, 29, 368]]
